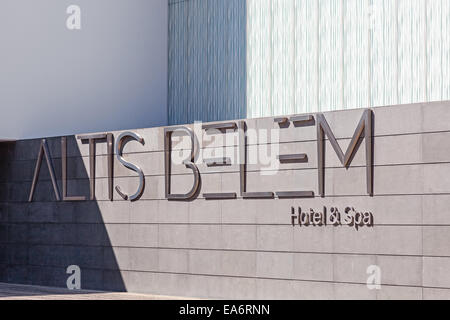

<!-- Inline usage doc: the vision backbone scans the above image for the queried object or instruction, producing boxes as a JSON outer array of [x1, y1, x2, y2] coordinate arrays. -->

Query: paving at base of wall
[[0, 283, 191, 300]]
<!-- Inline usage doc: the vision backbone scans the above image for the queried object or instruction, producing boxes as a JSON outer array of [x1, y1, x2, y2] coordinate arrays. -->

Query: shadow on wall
[[168, 0, 247, 126], [0, 136, 126, 293]]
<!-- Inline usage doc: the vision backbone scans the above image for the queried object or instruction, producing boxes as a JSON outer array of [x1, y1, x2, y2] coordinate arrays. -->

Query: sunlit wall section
[[247, 0, 450, 118], [273, 0, 296, 117], [294, 0, 318, 114], [320, 0, 344, 112], [371, 0, 397, 107], [344, 0, 369, 110], [443, 0, 450, 99]]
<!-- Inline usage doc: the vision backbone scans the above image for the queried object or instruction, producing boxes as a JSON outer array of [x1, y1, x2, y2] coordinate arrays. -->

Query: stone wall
[[2, 102, 450, 299]]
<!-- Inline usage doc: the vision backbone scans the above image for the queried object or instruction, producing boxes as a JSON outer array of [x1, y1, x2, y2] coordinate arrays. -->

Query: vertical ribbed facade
[[169, 0, 450, 122], [168, 0, 247, 125], [247, 0, 450, 118]]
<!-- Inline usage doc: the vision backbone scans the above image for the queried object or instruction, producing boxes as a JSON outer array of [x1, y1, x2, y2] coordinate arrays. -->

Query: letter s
[[115, 132, 145, 201]]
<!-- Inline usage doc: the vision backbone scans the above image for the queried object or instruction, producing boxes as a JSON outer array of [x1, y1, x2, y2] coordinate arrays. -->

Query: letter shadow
[[0, 136, 126, 296]]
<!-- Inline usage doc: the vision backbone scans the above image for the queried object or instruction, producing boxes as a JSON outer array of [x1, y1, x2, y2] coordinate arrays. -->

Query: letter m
[[317, 109, 374, 197]]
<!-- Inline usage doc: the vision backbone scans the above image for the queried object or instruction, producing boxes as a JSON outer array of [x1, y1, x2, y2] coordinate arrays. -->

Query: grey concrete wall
[[2, 102, 450, 299]]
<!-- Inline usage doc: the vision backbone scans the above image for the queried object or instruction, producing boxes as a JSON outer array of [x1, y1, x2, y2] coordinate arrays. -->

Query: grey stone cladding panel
[[3, 102, 450, 299]]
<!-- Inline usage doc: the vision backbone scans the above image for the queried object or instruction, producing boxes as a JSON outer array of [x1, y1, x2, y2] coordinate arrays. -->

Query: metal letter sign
[[275, 115, 315, 199], [76, 133, 114, 201], [239, 121, 274, 199], [115, 132, 145, 201], [317, 109, 374, 197], [26, 110, 374, 203], [202, 122, 237, 200], [164, 126, 200, 200], [28, 139, 61, 202]]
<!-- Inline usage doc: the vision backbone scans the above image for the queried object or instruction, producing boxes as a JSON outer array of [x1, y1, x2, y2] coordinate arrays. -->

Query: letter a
[[66, 5, 81, 30], [66, 265, 81, 290], [28, 139, 61, 202]]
